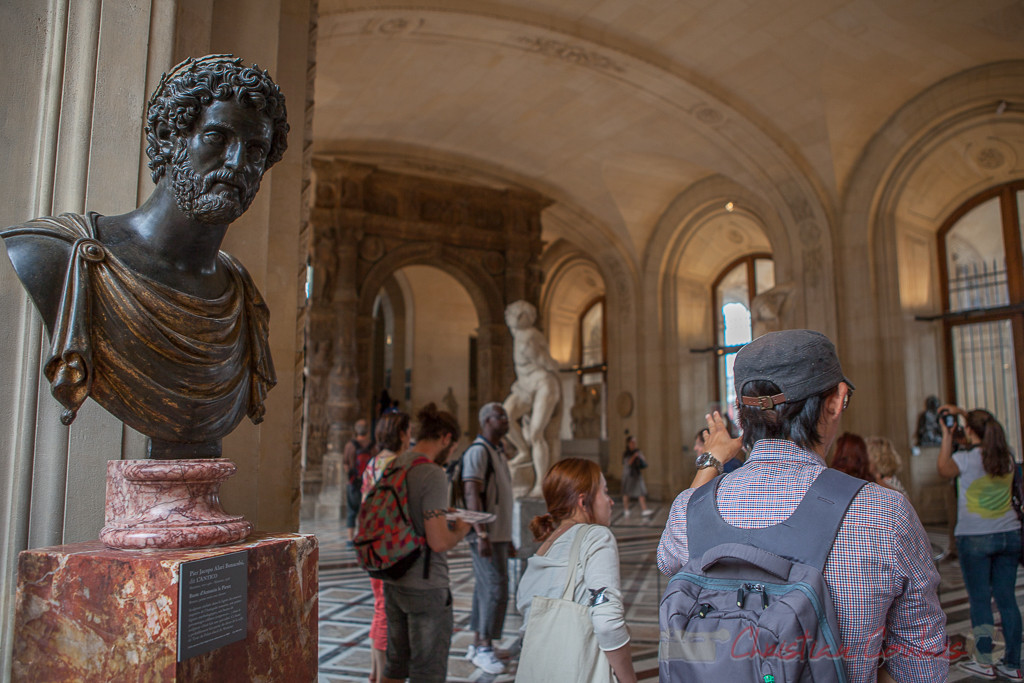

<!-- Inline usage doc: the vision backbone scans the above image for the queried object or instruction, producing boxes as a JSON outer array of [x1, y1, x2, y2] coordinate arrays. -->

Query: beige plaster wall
[[403, 265, 480, 441]]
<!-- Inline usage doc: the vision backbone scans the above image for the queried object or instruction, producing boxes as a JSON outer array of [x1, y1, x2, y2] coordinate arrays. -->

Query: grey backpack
[[659, 468, 865, 683]]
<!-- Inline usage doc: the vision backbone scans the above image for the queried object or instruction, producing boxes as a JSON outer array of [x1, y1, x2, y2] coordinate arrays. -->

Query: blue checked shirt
[[657, 439, 948, 682]]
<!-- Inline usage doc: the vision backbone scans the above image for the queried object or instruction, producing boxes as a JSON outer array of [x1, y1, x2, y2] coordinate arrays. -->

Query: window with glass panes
[[938, 181, 1024, 459], [576, 297, 606, 439], [712, 254, 774, 421]]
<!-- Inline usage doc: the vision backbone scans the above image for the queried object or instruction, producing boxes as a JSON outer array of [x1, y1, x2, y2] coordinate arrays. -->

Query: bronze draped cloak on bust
[[2, 212, 276, 444]]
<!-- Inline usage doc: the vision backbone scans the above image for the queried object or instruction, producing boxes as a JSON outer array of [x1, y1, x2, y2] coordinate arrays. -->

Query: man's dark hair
[[737, 380, 839, 451], [145, 55, 289, 182], [414, 402, 460, 442]]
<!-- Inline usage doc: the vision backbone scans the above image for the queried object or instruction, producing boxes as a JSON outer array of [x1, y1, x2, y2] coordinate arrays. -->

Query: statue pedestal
[[13, 532, 318, 682], [99, 459, 251, 549], [908, 445, 949, 526], [315, 450, 344, 520], [510, 460, 536, 499], [513, 496, 549, 559]]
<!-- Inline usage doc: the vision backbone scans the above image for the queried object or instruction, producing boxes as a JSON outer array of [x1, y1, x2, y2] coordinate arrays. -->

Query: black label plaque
[[177, 550, 248, 661]]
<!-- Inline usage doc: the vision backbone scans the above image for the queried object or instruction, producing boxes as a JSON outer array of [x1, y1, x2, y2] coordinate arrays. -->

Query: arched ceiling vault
[[314, 1, 1024, 271]]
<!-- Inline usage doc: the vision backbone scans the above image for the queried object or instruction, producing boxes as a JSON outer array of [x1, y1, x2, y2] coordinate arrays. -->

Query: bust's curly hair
[[145, 54, 289, 182]]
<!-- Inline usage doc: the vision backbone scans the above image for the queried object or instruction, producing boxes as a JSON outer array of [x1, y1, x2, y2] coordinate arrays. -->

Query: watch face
[[696, 452, 720, 470]]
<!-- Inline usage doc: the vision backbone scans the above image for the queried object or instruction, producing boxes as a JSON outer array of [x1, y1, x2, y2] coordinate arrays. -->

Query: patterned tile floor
[[303, 509, 1024, 682]]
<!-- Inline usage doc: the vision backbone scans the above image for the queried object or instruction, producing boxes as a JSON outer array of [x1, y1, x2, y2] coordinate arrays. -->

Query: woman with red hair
[[829, 432, 873, 481], [515, 458, 637, 683]]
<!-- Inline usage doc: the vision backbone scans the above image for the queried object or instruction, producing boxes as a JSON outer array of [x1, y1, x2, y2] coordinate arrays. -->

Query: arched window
[[712, 254, 774, 419], [573, 296, 606, 439], [938, 180, 1024, 457]]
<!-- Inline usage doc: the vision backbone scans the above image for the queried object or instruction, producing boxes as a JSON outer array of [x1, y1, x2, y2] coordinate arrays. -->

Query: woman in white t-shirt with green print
[[938, 406, 1022, 681]]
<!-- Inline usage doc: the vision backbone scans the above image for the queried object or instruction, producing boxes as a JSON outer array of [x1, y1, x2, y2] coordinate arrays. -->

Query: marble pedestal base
[[13, 532, 318, 682], [100, 458, 252, 549]]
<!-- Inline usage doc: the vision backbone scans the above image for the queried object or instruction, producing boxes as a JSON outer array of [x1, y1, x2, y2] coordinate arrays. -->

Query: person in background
[[516, 458, 637, 683], [462, 402, 514, 675], [621, 434, 653, 517], [937, 406, 1022, 681], [362, 411, 412, 683], [658, 329, 946, 681], [829, 432, 873, 481], [381, 403, 471, 683], [866, 436, 908, 495], [344, 419, 377, 546], [693, 426, 743, 473]]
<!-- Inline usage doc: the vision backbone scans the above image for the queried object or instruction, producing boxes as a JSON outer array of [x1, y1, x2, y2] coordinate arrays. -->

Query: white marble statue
[[502, 300, 562, 497]]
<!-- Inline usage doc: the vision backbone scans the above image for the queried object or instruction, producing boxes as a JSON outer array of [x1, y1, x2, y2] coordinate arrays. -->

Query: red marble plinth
[[13, 532, 318, 682], [100, 458, 252, 549]]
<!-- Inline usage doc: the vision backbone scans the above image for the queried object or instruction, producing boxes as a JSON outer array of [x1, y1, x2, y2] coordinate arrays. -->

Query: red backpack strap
[[408, 454, 434, 469]]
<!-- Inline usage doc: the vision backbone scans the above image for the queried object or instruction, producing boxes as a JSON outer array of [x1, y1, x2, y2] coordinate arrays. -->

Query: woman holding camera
[[937, 406, 1022, 681]]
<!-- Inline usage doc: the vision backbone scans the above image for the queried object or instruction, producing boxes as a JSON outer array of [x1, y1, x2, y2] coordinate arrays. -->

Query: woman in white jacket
[[515, 458, 637, 683]]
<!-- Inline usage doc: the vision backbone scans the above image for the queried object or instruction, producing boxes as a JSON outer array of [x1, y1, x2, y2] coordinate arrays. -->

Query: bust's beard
[[170, 153, 260, 225]]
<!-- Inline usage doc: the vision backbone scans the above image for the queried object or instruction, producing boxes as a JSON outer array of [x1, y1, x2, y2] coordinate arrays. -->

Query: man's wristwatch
[[695, 451, 724, 474], [476, 530, 489, 540]]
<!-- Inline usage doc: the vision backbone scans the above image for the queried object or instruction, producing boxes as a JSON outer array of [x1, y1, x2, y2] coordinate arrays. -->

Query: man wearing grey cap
[[657, 329, 948, 682]]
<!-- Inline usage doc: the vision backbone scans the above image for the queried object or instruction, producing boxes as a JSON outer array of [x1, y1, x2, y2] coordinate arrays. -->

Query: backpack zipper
[[669, 572, 848, 683]]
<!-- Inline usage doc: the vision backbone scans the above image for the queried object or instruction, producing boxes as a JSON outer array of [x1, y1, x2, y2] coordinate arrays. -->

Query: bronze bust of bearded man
[[1, 55, 288, 459]]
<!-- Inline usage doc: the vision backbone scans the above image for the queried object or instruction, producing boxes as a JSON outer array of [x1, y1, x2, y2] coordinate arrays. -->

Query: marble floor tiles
[[305, 509, 1023, 683]]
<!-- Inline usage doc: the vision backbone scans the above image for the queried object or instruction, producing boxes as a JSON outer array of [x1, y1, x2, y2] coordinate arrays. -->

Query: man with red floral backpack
[[344, 418, 377, 546], [378, 403, 471, 683]]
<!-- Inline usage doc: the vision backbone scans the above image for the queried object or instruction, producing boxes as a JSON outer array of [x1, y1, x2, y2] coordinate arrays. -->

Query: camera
[[938, 410, 957, 428]]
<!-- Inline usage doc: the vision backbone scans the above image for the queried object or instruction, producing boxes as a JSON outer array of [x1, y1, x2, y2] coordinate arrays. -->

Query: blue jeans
[[957, 530, 1023, 667], [469, 539, 510, 640], [346, 481, 361, 529]]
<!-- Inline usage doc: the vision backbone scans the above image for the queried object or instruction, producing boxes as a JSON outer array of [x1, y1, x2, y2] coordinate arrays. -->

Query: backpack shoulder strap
[[686, 468, 865, 570], [765, 468, 865, 571], [463, 440, 496, 483]]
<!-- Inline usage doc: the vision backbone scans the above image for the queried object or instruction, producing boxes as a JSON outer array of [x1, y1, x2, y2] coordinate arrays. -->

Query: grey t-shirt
[[384, 449, 450, 589], [462, 436, 513, 542]]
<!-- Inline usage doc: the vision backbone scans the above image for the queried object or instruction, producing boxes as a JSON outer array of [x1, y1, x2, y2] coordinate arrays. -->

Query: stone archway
[[303, 156, 551, 512]]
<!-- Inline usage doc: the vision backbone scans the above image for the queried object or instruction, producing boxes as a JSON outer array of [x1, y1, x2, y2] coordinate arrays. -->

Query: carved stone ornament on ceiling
[[483, 251, 505, 275], [607, 259, 630, 298], [803, 246, 823, 288], [359, 235, 385, 262], [369, 17, 424, 36], [691, 104, 725, 126], [964, 138, 1016, 175], [799, 220, 821, 246], [515, 36, 626, 74], [727, 228, 744, 245]]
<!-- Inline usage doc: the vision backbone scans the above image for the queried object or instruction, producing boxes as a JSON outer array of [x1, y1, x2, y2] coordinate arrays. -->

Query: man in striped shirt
[[658, 329, 948, 682]]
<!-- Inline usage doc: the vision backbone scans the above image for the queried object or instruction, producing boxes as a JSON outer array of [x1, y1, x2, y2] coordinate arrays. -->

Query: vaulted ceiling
[[313, 0, 1024, 267]]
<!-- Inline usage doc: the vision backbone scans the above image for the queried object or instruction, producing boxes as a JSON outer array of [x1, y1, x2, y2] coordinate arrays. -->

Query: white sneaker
[[642, 508, 655, 517], [464, 643, 476, 661], [471, 647, 506, 674], [997, 662, 1024, 682], [958, 659, 995, 679]]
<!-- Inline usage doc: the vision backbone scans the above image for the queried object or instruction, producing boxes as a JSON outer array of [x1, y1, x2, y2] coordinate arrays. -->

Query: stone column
[[477, 322, 511, 406]]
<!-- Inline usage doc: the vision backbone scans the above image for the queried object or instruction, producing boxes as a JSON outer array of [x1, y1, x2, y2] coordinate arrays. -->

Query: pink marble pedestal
[[99, 458, 252, 549], [13, 532, 318, 682]]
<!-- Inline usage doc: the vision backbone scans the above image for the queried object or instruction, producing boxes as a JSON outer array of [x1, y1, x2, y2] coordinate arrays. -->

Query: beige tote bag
[[515, 524, 616, 683]]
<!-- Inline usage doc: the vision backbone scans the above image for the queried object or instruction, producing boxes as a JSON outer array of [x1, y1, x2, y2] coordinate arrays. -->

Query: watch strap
[[696, 451, 724, 474]]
